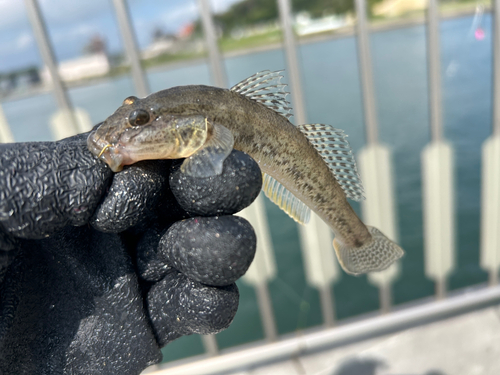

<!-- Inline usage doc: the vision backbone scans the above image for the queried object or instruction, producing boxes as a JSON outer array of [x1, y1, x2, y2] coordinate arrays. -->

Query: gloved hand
[[0, 129, 261, 375]]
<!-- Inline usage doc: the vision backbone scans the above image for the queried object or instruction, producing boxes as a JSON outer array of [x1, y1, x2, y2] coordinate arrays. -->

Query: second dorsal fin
[[230, 70, 292, 119], [298, 124, 365, 201]]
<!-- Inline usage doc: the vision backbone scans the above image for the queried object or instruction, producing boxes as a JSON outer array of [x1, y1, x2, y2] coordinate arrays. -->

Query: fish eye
[[128, 109, 150, 126]]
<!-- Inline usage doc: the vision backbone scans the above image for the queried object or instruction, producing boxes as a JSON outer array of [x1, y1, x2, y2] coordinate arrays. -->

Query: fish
[[87, 70, 404, 275]]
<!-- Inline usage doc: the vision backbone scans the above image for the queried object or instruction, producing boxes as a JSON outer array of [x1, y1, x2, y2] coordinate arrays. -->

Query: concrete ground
[[225, 305, 500, 375]]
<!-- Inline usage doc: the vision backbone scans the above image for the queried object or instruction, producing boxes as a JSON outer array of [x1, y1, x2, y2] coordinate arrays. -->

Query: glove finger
[[169, 150, 262, 217], [0, 134, 111, 239], [147, 269, 239, 347], [90, 160, 185, 233], [159, 215, 256, 286], [135, 223, 172, 282]]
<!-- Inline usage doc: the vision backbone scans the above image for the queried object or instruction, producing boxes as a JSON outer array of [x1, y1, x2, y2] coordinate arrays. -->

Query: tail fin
[[333, 226, 404, 275]]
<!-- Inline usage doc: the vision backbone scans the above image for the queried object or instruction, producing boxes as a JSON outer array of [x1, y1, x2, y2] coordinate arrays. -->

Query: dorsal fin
[[262, 172, 311, 224], [298, 124, 365, 201], [231, 70, 292, 119]]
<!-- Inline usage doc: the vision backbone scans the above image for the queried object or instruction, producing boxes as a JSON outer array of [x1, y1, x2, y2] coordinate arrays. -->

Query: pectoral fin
[[181, 122, 234, 177]]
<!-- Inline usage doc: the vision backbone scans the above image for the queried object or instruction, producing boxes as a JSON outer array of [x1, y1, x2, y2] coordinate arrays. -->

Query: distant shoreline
[[223, 6, 489, 58], [2, 7, 488, 103]]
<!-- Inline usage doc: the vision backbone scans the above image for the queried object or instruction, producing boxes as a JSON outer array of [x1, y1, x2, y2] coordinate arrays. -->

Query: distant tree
[[215, 0, 278, 35], [196, 0, 384, 37], [293, 0, 353, 17]]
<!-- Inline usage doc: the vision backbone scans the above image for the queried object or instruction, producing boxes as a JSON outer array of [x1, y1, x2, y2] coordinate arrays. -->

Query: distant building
[[141, 35, 177, 59], [294, 12, 349, 36], [177, 23, 195, 39], [373, 0, 426, 18], [41, 53, 110, 84], [141, 23, 197, 60]]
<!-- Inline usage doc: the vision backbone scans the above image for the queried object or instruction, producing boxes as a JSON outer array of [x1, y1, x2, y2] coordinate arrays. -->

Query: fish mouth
[[87, 131, 127, 172]]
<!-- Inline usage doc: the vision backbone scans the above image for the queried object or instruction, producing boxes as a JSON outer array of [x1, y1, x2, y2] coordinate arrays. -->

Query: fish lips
[[87, 131, 127, 172]]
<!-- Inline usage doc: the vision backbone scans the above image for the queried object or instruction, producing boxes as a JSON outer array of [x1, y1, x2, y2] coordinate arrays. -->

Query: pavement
[[225, 305, 500, 375]]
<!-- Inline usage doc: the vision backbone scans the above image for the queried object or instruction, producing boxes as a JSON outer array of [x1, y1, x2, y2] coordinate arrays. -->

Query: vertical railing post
[[197, 0, 279, 348], [427, 0, 443, 143], [277, 0, 306, 124], [0, 105, 14, 143], [298, 216, 339, 327], [354, 0, 378, 146], [422, 0, 455, 299], [354, 0, 400, 313], [195, 0, 247, 352], [111, 0, 150, 97], [239, 196, 279, 342], [277, 0, 340, 325], [494, 0, 500, 139], [24, 0, 79, 136], [480, 0, 500, 285], [198, 0, 227, 88], [200, 334, 218, 357]]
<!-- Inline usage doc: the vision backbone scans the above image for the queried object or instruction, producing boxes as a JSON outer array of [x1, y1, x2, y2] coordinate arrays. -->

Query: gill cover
[[181, 122, 234, 178]]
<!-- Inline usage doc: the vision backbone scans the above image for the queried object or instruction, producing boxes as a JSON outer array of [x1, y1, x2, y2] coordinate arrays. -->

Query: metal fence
[[5, 0, 500, 373]]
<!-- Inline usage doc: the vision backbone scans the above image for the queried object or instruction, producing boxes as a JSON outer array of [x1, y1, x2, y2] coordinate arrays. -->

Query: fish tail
[[333, 226, 404, 275]]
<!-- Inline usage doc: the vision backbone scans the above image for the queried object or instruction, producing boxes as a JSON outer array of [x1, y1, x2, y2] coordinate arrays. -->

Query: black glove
[[0, 130, 261, 375]]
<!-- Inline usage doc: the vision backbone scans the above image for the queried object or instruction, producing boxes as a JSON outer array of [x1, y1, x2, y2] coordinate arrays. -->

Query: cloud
[[0, 0, 110, 32], [0, 31, 34, 53], [38, 0, 112, 25], [0, 1, 28, 31], [15, 33, 34, 51]]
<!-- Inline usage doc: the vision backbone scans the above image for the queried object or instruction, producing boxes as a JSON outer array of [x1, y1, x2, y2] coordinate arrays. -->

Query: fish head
[[87, 95, 208, 172]]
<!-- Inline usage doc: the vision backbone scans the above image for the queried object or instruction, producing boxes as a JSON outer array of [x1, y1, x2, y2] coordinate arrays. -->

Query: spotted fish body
[[88, 71, 404, 275]]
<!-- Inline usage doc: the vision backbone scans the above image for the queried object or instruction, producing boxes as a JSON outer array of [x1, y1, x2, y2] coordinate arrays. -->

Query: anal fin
[[262, 173, 311, 224], [181, 122, 234, 177]]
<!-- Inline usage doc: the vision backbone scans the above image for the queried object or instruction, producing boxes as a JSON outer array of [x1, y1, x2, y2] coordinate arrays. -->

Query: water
[[1, 14, 492, 362]]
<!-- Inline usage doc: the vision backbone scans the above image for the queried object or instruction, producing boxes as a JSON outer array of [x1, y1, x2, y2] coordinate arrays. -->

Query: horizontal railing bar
[[147, 284, 500, 374]]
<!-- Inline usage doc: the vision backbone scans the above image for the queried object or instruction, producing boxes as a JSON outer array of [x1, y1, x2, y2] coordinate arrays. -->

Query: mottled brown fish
[[87, 71, 404, 275]]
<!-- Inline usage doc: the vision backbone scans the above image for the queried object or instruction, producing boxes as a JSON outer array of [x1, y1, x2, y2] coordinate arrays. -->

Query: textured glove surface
[[0, 132, 261, 375]]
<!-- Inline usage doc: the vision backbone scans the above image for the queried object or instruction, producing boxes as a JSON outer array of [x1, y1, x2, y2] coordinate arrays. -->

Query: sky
[[0, 0, 240, 73]]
